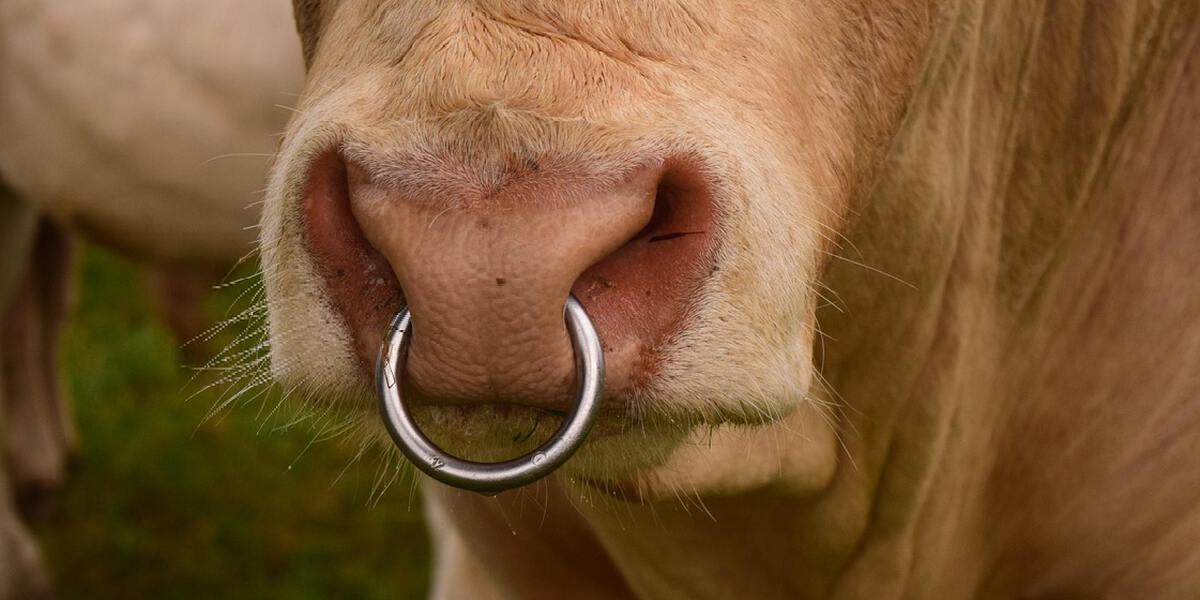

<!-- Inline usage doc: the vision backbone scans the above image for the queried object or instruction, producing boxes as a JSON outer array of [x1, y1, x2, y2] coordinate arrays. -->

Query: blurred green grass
[[33, 245, 430, 599]]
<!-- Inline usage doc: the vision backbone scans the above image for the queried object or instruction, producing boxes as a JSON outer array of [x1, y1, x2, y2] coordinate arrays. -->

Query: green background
[[33, 245, 431, 599]]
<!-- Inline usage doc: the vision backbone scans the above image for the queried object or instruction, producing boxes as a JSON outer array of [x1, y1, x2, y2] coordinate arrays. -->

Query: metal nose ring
[[375, 295, 603, 494]]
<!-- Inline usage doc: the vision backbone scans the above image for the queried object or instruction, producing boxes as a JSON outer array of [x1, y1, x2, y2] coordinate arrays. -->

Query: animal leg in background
[[0, 186, 55, 599], [2, 218, 77, 521], [0, 466, 53, 600]]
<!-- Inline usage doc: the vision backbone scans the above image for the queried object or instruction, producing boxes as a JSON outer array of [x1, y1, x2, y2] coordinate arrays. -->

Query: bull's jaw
[[421, 399, 844, 598]]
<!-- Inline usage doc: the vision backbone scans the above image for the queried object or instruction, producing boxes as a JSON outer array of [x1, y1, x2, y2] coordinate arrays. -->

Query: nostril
[[572, 158, 717, 392], [638, 166, 714, 245], [302, 149, 405, 373], [641, 182, 676, 239]]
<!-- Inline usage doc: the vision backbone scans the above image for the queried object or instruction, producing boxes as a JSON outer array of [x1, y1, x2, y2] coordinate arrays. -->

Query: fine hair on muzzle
[[376, 295, 603, 494]]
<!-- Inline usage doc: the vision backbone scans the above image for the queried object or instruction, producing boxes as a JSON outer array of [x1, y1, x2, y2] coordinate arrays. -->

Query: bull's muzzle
[[376, 295, 603, 494]]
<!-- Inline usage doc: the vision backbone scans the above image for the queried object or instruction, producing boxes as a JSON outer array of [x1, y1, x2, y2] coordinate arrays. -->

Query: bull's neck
[[814, 1, 1199, 597], [538, 3, 1197, 599]]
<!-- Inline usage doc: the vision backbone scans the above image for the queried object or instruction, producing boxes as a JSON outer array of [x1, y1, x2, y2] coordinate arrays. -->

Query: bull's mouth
[[300, 145, 718, 431]]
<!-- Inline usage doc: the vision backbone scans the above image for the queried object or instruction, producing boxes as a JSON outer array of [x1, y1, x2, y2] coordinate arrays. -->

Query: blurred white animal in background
[[0, 0, 303, 595]]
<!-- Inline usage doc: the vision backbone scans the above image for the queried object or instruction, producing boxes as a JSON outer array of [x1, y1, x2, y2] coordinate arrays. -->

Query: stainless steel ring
[[375, 295, 603, 494]]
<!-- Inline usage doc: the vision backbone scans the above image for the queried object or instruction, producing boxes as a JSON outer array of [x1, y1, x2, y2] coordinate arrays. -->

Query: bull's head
[[261, 0, 935, 497]]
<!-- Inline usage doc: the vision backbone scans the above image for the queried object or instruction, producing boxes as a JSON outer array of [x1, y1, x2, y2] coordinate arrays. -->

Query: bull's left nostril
[[571, 160, 717, 392]]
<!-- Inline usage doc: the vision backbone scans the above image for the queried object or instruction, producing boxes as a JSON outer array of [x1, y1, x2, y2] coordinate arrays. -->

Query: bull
[[263, 1, 1200, 597]]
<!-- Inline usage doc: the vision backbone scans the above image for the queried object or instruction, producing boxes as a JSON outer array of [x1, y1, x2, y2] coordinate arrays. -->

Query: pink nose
[[302, 150, 714, 408]]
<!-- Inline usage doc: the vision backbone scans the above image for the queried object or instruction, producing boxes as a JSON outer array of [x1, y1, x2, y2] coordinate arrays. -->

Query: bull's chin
[[372, 383, 823, 502], [562, 398, 838, 503]]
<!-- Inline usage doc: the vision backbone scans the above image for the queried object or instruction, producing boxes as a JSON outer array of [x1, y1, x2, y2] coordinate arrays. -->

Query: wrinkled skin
[[0, 0, 302, 595], [266, 1, 1200, 598]]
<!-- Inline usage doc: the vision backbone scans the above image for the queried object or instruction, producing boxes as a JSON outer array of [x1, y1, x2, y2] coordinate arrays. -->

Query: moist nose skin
[[301, 149, 716, 409], [348, 159, 658, 407]]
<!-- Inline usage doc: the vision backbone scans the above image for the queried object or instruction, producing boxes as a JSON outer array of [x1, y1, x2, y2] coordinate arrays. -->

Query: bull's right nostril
[[301, 150, 405, 373]]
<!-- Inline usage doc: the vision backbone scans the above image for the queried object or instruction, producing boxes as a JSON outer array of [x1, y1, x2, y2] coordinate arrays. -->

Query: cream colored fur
[[263, 1, 1200, 598]]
